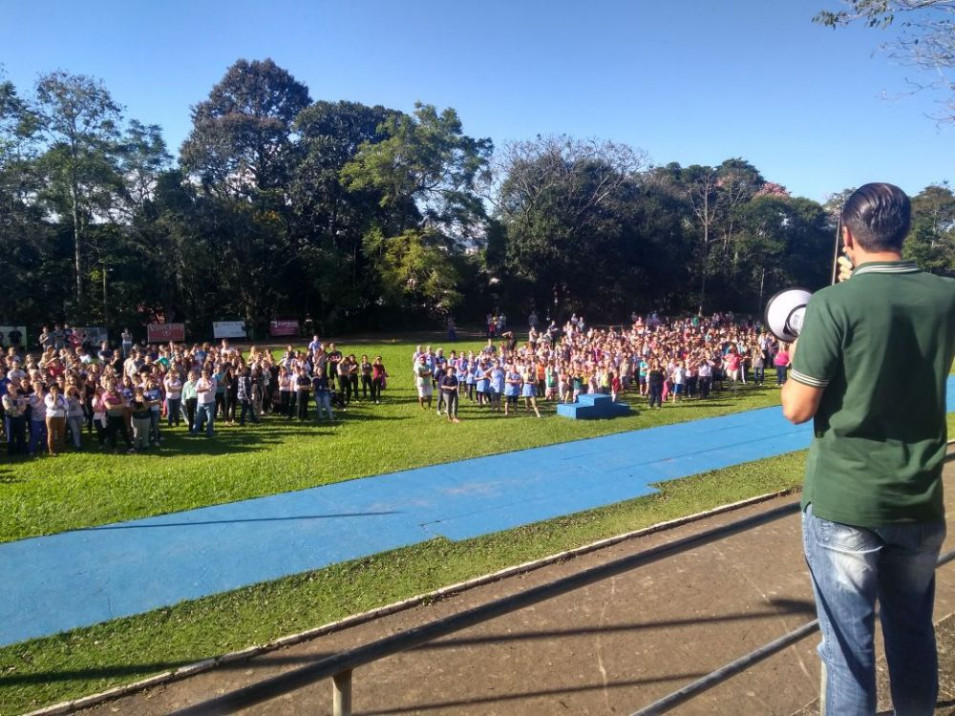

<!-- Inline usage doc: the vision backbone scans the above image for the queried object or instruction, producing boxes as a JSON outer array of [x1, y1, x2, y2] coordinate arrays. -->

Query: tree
[[33, 71, 123, 311], [341, 103, 492, 317], [905, 183, 955, 270], [364, 227, 464, 315], [291, 100, 398, 241], [736, 195, 833, 312], [341, 103, 492, 242], [815, 0, 955, 119], [180, 58, 310, 196], [287, 101, 400, 324], [110, 125, 178, 325], [495, 136, 649, 315], [669, 161, 765, 311], [180, 59, 312, 334], [0, 78, 40, 248], [714, 158, 765, 260], [0, 77, 52, 325], [118, 120, 172, 214]]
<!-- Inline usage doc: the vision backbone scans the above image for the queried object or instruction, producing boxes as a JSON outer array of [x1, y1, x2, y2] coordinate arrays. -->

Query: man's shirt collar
[[852, 260, 921, 276]]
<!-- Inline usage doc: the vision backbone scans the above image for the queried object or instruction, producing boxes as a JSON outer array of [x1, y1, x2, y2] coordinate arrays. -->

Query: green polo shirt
[[792, 261, 955, 527]]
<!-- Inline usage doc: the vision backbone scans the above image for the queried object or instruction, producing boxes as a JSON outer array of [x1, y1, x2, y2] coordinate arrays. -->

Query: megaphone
[[764, 288, 812, 343]]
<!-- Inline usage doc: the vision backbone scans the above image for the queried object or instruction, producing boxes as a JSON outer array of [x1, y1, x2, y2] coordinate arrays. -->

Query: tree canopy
[[1, 58, 951, 339], [815, 0, 955, 120]]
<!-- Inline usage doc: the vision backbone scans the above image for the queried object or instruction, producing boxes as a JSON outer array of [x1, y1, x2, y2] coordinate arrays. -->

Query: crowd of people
[[0, 331, 390, 457], [0, 312, 791, 457], [414, 311, 790, 422]]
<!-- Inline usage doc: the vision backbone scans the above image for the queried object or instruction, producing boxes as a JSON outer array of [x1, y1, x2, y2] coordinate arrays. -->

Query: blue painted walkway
[[2, 379, 953, 647]]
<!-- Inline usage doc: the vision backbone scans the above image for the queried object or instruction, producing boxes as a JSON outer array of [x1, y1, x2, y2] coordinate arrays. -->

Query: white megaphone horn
[[764, 288, 812, 343]]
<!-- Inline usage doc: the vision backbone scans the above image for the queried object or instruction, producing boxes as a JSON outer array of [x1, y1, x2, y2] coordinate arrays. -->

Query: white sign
[[213, 321, 247, 339]]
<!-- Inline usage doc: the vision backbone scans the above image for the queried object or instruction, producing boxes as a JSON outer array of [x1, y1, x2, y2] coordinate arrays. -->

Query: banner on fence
[[147, 323, 185, 344], [213, 321, 247, 339], [269, 319, 299, 337], [0, 325, 27, 349]]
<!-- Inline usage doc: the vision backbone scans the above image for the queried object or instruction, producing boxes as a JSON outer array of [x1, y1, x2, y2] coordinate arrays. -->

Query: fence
[[172, 453, 955, 715]]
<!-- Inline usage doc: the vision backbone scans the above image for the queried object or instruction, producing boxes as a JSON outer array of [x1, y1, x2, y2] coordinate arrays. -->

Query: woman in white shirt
[[164, 371, 183, 427], [44, 382, 68, 456]]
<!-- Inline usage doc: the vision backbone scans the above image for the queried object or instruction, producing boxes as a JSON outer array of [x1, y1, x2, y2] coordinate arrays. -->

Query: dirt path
[[77, 466, 955, 716]]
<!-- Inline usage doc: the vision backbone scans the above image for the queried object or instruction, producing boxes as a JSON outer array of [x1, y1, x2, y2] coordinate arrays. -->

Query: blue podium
[[556, 393, 631, 420]]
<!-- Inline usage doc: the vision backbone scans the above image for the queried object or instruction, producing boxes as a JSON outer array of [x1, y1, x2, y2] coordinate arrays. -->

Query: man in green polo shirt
[[782, 182, 955, 715]]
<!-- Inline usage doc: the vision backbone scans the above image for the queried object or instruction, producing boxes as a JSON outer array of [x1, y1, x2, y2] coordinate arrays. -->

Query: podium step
[[556, 398, 631, 420], [576, 393, 615, 406]]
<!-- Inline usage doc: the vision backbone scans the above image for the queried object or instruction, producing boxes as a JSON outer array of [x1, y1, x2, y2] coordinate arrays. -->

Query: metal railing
[[172, 447, 955, 716], [630, 547, 955, 715], [170, 502, 800, 715]]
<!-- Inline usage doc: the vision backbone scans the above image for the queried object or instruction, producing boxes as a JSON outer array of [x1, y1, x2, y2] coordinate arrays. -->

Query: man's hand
[[837, 254, 854, 283]]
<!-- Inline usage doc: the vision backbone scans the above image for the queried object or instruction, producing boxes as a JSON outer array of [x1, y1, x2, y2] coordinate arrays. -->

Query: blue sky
[[2, 0, 952, 201]]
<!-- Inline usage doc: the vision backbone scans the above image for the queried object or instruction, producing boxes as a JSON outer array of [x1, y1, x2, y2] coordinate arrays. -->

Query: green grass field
[[0, 339, 783, 543], [0, 339, 950, 714]]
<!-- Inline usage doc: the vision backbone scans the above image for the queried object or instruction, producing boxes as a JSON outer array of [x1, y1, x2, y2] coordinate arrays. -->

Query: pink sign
[[147, 323, 185, 343], [269, 319, 300, 337]]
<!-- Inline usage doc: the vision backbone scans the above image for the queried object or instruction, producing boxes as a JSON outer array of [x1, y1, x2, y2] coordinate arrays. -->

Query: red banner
[[147, 323, 185, 344], [269, 319, 300, 337]]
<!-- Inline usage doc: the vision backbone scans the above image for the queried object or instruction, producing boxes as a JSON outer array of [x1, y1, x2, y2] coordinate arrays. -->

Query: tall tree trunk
[[71, 178, 83, 310]]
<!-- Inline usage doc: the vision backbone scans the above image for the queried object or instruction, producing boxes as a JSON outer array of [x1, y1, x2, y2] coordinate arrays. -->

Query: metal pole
[[169, 503, 799, 715], [102, 262, 109, 330], [630, 546, 955, 715], [332, 670, 352, 716], [830, 219, 842, 285], [629, 620, 819, 716]]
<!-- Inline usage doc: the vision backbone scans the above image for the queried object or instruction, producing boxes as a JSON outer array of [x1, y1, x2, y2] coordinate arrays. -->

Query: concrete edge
[[23, 487, 801, 716]]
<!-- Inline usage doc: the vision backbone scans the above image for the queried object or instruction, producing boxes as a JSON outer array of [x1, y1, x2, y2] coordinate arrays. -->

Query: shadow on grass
[[247, 412, 406, 425], [83, 510, 400, 530], [445, 412, 568, 423], [339, 412, 406, 423], [0, 467, 24, 484], [5, 411, 410, 463], [125, 433, 288, 458]]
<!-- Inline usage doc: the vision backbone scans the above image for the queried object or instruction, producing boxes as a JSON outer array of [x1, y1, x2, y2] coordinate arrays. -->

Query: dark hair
[[840, 182, 911, 253]]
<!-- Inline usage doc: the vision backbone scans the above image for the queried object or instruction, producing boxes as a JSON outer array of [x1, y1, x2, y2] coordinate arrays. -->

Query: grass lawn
[[0, 451, 809, 714], [0, 339, 783, 543], [0, 338, 949, 714]]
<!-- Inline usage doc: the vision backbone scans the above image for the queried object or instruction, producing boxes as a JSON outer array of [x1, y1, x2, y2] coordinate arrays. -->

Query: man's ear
[[842, 224, 855, 251]]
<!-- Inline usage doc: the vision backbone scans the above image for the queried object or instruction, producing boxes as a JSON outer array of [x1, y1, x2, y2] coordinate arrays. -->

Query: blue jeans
[[776, 365, 788, 384], [238, 399, 258, 425], [29, 420, 47, 456], [192, 402, 215, 437], [6, 415, 26, 455], [314, 391, 333, 420], [166, 398, 182, 427], [149, 408, 161, 445], [802, 504, 944, 715]]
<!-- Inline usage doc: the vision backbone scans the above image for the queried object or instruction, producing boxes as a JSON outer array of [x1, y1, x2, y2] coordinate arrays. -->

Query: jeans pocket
[[922, 521, 947, 551], [804, 503, 831, 546], [805, 504, 880, 554]]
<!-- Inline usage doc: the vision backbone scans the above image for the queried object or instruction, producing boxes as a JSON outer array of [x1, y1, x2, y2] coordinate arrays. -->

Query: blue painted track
[[2, 379, 954, 647]]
